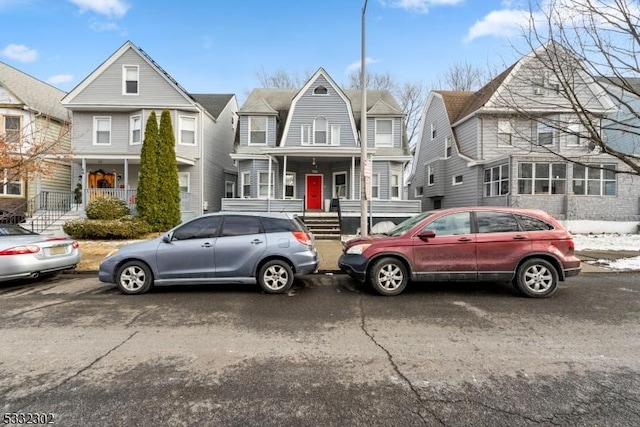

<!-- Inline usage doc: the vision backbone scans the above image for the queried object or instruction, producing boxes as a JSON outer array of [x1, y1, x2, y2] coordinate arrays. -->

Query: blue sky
[[1, 0, 541, 103]]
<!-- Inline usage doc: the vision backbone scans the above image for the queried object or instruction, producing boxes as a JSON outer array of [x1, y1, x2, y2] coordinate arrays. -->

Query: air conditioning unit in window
[[534, 87, 545, 95]]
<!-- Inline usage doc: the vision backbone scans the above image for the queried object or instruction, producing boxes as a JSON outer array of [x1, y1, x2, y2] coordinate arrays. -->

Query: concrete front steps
[[302, 212, 341, 240], [23, 208, 84, 237]]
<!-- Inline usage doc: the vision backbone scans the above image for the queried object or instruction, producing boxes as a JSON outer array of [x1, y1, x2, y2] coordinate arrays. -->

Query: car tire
[[515, 258, 558, 298], [116, 261, 154, 295], [369, 257, 408, 296], [258, 260, 294, 294]]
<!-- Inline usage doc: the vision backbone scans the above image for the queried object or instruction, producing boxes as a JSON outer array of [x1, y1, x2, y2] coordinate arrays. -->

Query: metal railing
[[26, 191, 74, 233], [85, 189, 191, 212]]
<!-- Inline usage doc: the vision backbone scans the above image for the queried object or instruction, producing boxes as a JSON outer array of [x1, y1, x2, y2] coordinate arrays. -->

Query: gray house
[[61, 41, 238, 221], [222, 68, 419, 233], [0, 61, 71, 226], [408, 45, 640, 233]]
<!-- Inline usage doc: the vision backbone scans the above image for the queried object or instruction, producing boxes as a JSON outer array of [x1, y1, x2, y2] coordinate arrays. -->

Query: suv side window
[[173, 216, 221, 240], [424, 212, 471, 236], [516, 214, 554, 231], [261, 217, 297, 232], [220, 215, 261, 237], [476, 211, 520, 233]]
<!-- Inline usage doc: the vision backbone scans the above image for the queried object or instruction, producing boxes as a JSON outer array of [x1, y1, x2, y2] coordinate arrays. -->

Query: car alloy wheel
[[515, 258, 558, 298], [117, 261, 153, 295], [369, 257, 408, 296], [258, 260, 294, 294]]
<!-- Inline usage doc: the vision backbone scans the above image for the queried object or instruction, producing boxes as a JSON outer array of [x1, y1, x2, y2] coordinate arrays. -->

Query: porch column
[[351, 156, 356, 200], [123, 158, 129, 188], [282, 155, 288, 200], [81, 158, 87, 210]]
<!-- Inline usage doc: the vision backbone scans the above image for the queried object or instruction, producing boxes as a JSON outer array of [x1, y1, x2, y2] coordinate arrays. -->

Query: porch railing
[[221, 198, 422, 214], [26, 191, 74, 233], [84, 189, 191, 212]]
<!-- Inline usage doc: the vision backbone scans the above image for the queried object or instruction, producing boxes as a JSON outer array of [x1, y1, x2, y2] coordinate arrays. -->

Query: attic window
[[123, 65, 139, 95], [314, 86, 328, 95]]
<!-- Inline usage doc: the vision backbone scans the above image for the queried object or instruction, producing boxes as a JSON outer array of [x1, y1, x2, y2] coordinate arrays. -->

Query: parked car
[[99, 212, 319, 295], [0, 224, 81, 282], [339, 207, 581, 297], [0, 209, 25, 224]]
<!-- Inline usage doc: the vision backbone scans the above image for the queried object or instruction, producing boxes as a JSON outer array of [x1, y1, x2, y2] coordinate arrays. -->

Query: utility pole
[[360, 0, 369, 237]]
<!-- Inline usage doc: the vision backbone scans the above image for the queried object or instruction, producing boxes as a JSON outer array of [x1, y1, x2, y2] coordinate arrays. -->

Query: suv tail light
[[292, 231, 313, 247]]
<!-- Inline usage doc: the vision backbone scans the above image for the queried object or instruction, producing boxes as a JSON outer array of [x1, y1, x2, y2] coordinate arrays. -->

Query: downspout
[[199, 108, 204, 215], [267, 155, 273, 212]]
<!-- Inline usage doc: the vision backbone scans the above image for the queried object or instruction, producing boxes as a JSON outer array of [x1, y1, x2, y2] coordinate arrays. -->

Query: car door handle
[[251, 239, 263, 245], [512, 235, 528, 240], [457, 237, 473, 242], [201, 242, 213, 248]]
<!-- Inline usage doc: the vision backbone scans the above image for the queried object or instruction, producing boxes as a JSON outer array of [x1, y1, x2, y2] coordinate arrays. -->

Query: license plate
[[49, 246, 66, 255]]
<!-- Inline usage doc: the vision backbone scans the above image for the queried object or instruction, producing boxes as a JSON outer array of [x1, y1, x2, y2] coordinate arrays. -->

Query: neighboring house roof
[[0, 61, 68, 121], [190, 94, 235, 119]]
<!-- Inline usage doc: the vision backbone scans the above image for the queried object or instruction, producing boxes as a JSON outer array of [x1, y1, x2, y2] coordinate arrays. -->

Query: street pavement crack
[[357, 295, 442, 426], [16, 331, 139, 412], [11, 300, 73, 316]]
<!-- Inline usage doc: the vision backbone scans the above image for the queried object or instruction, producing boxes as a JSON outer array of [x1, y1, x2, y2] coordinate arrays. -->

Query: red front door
[[306, 175, 323, 210]]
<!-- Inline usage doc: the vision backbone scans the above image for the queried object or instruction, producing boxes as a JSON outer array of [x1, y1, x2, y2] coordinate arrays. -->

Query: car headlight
[[346, 244, 371, 255]]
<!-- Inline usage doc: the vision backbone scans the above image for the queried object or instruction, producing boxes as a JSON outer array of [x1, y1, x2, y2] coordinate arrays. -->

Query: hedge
[[63, 216, 151, 240]]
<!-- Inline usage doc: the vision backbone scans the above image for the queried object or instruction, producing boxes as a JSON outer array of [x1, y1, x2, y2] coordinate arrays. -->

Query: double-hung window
[[94, 117, 111, 145], [258, 171, 275, 199], [566, 123, 583, 146], [250, 117, 267, 145], [130, 115, 142, 145], [375, 119, 393, 146], [241, 172, 251, 198], [497, 120, 512, 145], [427, 164, 434, 186], [390, 174, 400, 199], [179, 116, 196, 146], [301, 125, 312, 145], [285, 172, 296, 199], [1, 169, 22, 196], [123, 65, 139, 95], [4, 116, 21, 144], [371, 174, 379, 199], [536, 122, 554, 145], [445, 136, 452, 158], [314, 117, 327, 144]]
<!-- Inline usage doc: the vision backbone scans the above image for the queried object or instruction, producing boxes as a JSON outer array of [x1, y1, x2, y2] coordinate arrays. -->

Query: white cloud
[[46, 74, 74, 85], [465, 9, 543, 41], [1, 44, 38, 63], [89, 20, 120, 32], [345, 57, 379, 74], [383, 0, 464, 14], [68, 0, 129, 18]]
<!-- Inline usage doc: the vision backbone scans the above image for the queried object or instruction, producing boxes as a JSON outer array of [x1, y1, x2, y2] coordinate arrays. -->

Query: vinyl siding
[[69, 49, 193, 108], [239, 115, 277, 147]]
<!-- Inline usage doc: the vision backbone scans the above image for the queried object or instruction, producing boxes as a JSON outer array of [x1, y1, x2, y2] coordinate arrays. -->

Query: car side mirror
[[162, 232, 173, 243], [416, 230, 436, 241]]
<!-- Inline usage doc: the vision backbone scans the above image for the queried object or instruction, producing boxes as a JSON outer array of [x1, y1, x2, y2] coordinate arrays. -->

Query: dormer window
[[313, 86, 328, 95], [123, 65, 139, 95]]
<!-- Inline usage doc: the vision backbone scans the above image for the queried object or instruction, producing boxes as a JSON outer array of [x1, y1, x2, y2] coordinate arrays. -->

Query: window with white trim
[[331, 124, 341, 145], [314, 117, 327, 144], [301, 125, 312, 144], [285, 172, 296, 199], [430, 122, 436, 140], [334, 172, 347, 198], [573, 164, 616, 196], [1, 169, 22, 196], [445, 136, 452, 158], [536, 122, 554, 145], [452, 175, 463, 186], [313, 86, 328, 95], [375, 119, 393, 146], [258, 171, 275, 199], [497, 120, 512, 145], [123, 65, 139, 95], [415, 186, 423, 197], [371, 174, 379, 199], [518, 162, 566, 195], [241, 172, 251, 198], [130, 115, 142, 145], [4, 116, 20, 144], [249, 116, 267, 145], [179, 116, 196, 146], [178, 172, 190, 193], [94, 117, 111, 145], [427, 164, 434, 186], [390, 174, 400, 199], [566, 123, 583, 146], [483, 164, 509, 197]]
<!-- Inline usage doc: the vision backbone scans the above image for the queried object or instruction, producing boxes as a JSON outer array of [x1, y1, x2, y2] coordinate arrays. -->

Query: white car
[[0, 224, 82, 282]]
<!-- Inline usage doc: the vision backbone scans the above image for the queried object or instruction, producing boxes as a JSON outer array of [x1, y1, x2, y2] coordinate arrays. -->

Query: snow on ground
[[573, 233, 640, 271]]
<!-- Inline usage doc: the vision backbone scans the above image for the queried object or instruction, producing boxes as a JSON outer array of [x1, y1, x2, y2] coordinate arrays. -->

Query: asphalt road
[[1, 272, 639, 426]]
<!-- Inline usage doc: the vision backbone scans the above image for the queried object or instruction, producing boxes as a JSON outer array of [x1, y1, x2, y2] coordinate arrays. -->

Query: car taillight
[[292, 231, 312, 246], [0, 245, 41, 256], [72, 241, 79, 249], [567, 239, 575, 251]]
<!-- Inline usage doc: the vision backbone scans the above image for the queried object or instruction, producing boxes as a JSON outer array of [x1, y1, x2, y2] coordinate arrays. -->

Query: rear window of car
[[476, 211, 521, 233], [261, 217, 299, 233], [515, 214, 555, 231], [220, 215, 261, 237]]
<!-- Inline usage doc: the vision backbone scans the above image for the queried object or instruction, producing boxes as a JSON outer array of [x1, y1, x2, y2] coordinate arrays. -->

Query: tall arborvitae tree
[[136, 111, 159, 227], [156, 110, 181, 230]]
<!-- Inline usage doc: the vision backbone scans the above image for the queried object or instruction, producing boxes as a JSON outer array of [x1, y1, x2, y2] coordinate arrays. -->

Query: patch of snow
[[572, 234, 640, 251]]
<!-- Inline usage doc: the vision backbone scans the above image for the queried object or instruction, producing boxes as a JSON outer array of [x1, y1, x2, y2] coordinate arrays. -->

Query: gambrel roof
[[0, 61, 68, 121]]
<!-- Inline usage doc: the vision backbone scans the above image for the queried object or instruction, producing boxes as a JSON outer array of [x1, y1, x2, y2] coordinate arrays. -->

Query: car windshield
[[384, 212, 433, 237], [0, 225, 37, 236]]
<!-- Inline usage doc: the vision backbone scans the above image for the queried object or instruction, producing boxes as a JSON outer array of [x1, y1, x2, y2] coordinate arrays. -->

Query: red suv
[[339, 207, 581, 297]]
